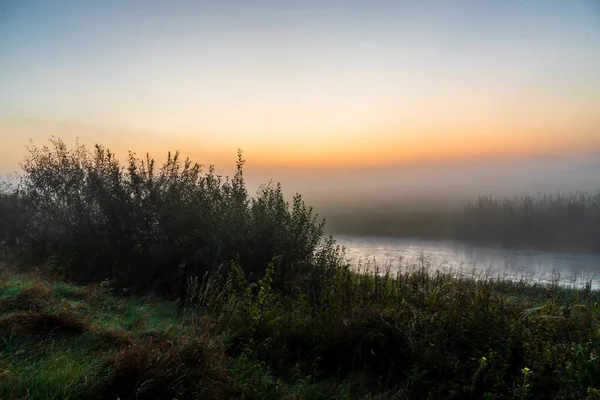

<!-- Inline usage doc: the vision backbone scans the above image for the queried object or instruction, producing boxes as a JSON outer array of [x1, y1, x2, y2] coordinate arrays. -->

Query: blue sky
[[1, 0, 599, 171]]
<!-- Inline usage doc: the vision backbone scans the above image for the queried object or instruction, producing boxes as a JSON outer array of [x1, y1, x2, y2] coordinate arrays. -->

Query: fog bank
[[244, 152, 600, 212]]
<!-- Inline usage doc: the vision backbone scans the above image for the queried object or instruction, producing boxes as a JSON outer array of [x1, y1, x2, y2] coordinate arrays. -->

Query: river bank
[[2, 261, 600, 399], [334, 235, 600, 288]]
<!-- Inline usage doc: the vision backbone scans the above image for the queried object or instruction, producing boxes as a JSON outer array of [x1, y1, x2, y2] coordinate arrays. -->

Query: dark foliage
[[0, 137, 341, 295], [221, 262, 600, 399]]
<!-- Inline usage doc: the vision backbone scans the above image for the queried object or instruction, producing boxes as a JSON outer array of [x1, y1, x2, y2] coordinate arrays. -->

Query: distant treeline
[[324, 210, 458, 238], [325, 192, 600, 252], [0, 137, 342, 294], [458, 192, 600, 251]]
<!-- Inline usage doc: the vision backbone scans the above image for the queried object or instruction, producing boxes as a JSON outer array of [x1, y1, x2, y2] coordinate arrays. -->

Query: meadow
[[1, 138, 600, 399]]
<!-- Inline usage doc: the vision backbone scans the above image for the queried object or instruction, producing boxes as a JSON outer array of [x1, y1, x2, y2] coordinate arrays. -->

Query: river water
[[334, 235, 600, 288]]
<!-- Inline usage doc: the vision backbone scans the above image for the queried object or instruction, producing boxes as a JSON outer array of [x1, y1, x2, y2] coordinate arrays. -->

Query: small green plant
[[588, 387, 600, 399], [0, 330, 16, 357], [470, 356, 488, 395], [517, 367, 533, 400]]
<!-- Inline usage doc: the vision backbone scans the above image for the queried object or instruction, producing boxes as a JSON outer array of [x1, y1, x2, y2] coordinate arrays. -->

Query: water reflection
[[335, 235, 600, 288]]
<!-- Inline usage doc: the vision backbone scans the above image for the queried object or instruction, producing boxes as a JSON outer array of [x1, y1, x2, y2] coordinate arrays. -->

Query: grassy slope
[[0, 269, 235, 400], [2, 264, 600, 399]]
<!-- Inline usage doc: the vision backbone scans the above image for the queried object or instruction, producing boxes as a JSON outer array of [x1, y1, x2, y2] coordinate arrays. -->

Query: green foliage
[[2, 138, 339, 296], [212, 258, 600, 399], [2, 262, 600, 399], [0, 274, 237, 400]]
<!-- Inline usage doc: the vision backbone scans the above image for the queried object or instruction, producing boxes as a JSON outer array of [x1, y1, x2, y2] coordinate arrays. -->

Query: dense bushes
[[216, 261, 600, 399], [0, 137, 342, 294], [0, 181, 26, 255]]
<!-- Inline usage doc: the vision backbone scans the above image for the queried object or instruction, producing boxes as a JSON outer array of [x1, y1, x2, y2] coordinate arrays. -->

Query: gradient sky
[[1, 0, 600, 173]]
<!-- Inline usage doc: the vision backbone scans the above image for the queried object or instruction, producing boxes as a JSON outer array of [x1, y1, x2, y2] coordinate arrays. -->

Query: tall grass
[[188, 257, 600, 399], [3, 260, 600, 399]]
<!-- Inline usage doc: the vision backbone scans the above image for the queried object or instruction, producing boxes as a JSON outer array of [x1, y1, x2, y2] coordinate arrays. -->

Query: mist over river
[[335, 235, 600, 288]]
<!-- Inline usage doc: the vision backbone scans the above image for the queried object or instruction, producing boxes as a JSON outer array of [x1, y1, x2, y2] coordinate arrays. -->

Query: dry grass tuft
[[0, 281, 54, 312], [20, 281, 52, 301], [98, 337, 236, 400], [75, 283, 107, 304], [0, 311, 86, 338]]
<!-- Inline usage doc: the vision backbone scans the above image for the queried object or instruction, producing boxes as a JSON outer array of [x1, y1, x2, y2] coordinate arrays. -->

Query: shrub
[[2, 137, 343, 296]]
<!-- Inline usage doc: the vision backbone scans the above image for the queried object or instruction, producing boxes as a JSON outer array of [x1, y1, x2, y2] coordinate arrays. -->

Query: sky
[[1, 0, 600, 188]]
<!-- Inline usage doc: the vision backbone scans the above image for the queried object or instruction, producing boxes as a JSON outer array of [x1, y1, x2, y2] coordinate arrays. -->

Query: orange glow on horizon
[[1, 115, 599, 174]]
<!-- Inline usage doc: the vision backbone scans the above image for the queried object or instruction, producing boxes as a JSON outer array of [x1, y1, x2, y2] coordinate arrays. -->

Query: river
[[334, 235, 600, 288]]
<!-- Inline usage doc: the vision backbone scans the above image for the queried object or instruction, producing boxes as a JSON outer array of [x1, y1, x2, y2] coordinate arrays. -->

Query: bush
[[2, 137, 343, 295], [217, 260, 600, 399], [0, 181, 27, 258]]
